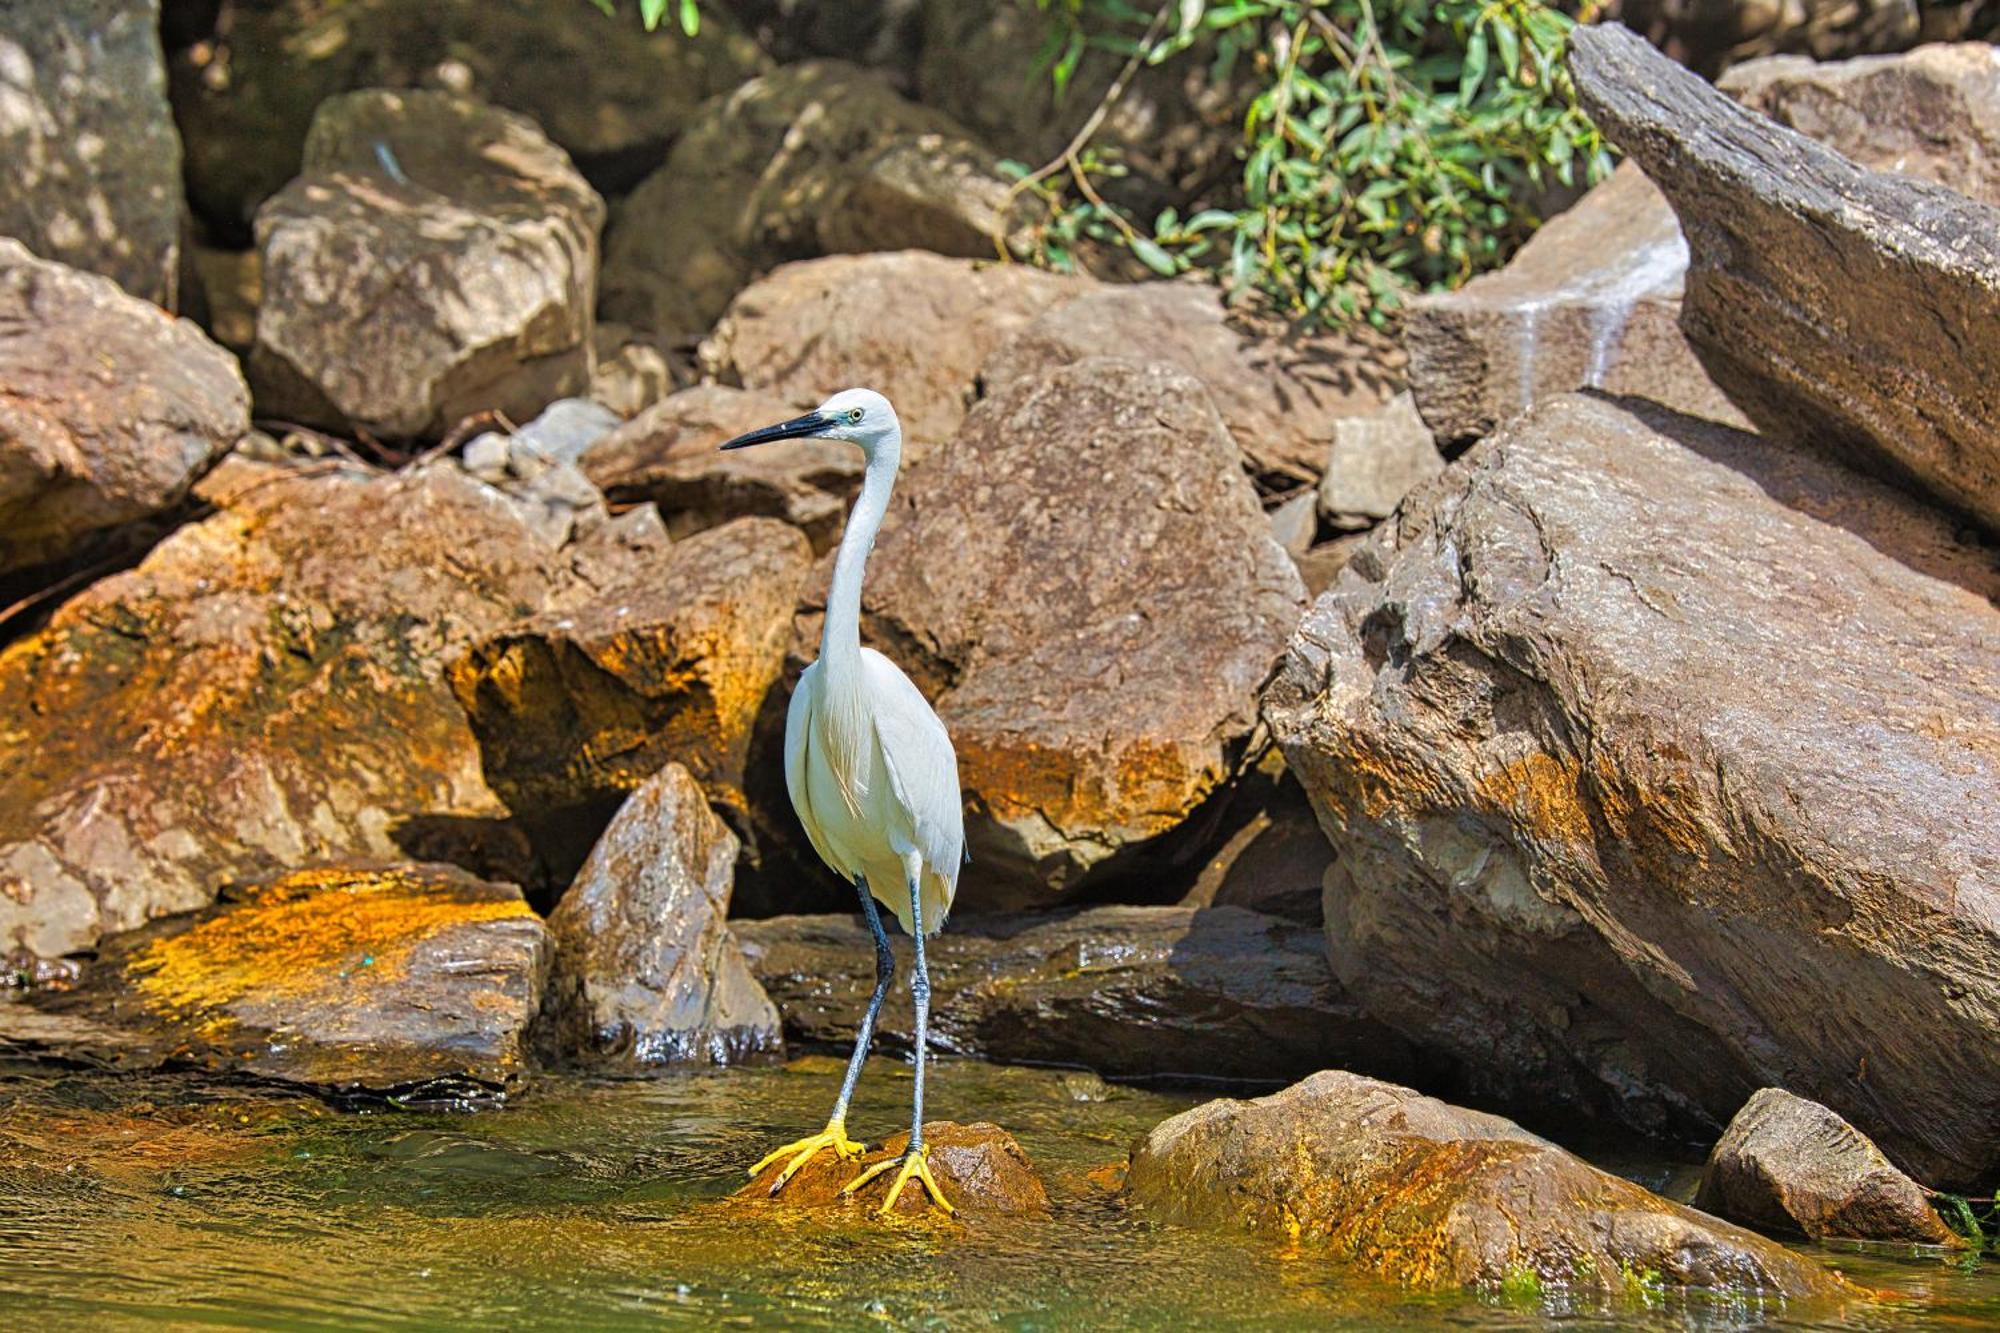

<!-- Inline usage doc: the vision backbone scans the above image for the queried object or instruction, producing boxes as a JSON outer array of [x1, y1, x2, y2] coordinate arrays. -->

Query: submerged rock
[[1696, 1089, 1963, 1246], [250, 89, 603, 441], [543, 764, 779, 1067], [737, 1120, 1047, 1219], [1571, 23, 2000, 531], [698, 252, 1081, 456], [736, 905, 1413, 1083], [1265, 392, 2000, 1188], [0, 241, 248, 576], [0, 0, 183, 306], [1126, 1071, 1843, 1298], [5, 864, 550, 1101]]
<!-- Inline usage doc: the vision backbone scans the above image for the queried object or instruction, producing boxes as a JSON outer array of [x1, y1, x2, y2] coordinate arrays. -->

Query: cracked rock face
[[1264, 392, 2000, 1189]]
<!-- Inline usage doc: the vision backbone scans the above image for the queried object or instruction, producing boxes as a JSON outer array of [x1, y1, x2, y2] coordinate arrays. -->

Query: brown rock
[[1570, 23, 2000, 532], [1126, 1070, 1843, 1297], [0, 241, 248, 576], [4, 863, 550, 1101], [847, 357, 1305, 903], [0, 463, 599, 961], [582, 385, 864, 553], [1180, 768, 1330, 925], [1264, 392, 2000, 1188], [450, 516, 809, 829], [736, 905, 1411, 1083], [1317, 392, 1443, 530], [600, 63, 1027, 343], [981, 280, 1400, 490], [250, 89, 604, 441], [587, 323, 680, 420], [699, 252, 1083, 456], [1611, 0, 1989, 79], [737, 1120, 1047, 1218], [543, 764, 780, 1067], [0, 0, 182, 306], [1697, 1088, 1963, 1246]]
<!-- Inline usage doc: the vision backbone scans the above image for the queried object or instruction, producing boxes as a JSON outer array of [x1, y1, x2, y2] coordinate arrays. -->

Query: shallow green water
[[0, 1056, 1992, 1330]]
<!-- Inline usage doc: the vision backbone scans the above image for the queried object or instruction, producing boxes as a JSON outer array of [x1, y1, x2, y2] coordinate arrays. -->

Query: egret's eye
[[846, 408, 864, 425]]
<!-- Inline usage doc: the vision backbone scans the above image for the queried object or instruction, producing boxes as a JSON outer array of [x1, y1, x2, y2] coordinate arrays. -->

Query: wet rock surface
[[1696, 1088, 1962, 1246], [0, 0, 183, 307], [600, 63, 1024, 343], [582, 384, 864, 553], [250, 89, 604, 441], [1265, 392, 2000, 1188], [737, 1120, 1048, 1218], [543, 764, 779, 1068], [847, 357, 1305, 904], [698, 252, 1082, 455], [0, 241, 248, 576], [4, 864, 550, 1100], [980, 280, 1400, 490], [1126, 1070, 1843, 1298], [1571, 23, 2000, 531], [736, 905, 1413, 1083]]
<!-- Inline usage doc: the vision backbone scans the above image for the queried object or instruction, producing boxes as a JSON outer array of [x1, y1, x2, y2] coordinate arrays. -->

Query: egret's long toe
[[749, 1121, 866, 1194], [841, 1145, 955, 1216]]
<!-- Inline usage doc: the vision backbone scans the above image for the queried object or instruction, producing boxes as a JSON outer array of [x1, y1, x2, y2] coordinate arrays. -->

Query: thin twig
[[253, 419, 379, 470], [404, 409, 518, 472]]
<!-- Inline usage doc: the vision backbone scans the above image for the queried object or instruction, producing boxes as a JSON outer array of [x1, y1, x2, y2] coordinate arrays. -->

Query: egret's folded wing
[[862, 650, 966, 891], [783, 664, 852, 879]]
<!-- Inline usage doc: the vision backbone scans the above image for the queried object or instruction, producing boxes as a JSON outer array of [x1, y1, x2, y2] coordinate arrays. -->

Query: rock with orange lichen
[[799, 357, 1304, 907], [6, 863, 550, 1099], [449, 516, 810, 830], [1126, 1071, 1844, 1299], [735, 1121, 1047, 1219], [1264, 392, 2000, 1190]]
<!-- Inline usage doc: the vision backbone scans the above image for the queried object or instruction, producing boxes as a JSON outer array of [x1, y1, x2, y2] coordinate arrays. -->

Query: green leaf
[[1462, 26, 1487, 100], [678, 0, 699, 37], [1493, 18, 1521, 81], [1052, 27, 1086, 96], [1130, 235, 1179, 275], [638, 0, 666, 31]]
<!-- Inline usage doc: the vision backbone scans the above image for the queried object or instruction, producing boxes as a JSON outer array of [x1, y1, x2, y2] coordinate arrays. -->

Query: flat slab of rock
[[1265, 392, 2000, 1188], [0, 241, 248, 575], [582, 385, 863, 553], [843, 357, 1305, 903], [0, 0, 182, 306], [543, 764, 780, 1067], [6, 864, 550, 1101], [1126, 1071, 1843, 1298], [980, 280, 1399, 490], [1697, 1088, 1963, 1246], [251, 89, 604, 441], [699, 252, 1082, 456], [736, 1120, 1047, 1219], [736, 905, 1412, 1083], [1571, 23, 2000, 531]]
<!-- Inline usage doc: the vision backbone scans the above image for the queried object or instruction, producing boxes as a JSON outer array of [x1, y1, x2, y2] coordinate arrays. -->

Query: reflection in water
[[0, 1057, 1992, 1330]]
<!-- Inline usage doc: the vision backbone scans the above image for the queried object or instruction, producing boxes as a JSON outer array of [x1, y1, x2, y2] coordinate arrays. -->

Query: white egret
[[725, 388, 964, 1216]]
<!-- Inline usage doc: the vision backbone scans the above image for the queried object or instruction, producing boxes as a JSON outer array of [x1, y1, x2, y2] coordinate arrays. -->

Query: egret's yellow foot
[[749, 1121, 866, 1194], [841, 1145, 955, 1216]]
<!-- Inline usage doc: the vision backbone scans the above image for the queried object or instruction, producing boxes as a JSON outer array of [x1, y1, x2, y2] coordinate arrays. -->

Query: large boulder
[[1570, 24, 2000, 532], [250, 89, 604, 442], [1126, 1071, 1842, 1298], [698, 252, 1082, 455], [2, 863, 551, 1102], [582, 384, 864, 553], [1696, 1089, 1963, 1246], [841, 357, 1305, 905], [1264, 392, 2000, 1188], [170, 0, 765, 237], [600, 63, 1025, 343], [981, 280, 1401, 491], [0, 243, 248, 576], [736, 905, 1413, 1083], [0, 0, 182, 306], [543, 764, 780, 1068], [0, 462, 645, 962]]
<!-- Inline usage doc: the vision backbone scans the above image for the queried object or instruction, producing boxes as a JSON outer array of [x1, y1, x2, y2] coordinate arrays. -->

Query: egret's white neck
[[820, 428, 901, 677]]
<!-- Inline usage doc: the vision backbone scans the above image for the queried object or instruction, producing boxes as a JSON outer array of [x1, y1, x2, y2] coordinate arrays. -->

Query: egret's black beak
[[719, 412, 830, 451]]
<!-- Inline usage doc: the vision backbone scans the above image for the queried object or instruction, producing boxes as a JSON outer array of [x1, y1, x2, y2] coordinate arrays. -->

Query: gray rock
[[1696, 1088, 1963, 1246], [507, 398, 623, 468], [1265, 392, 2000, 1189], [0, 0, 182, 306], [1570, 23, 2000, 532], [1267, 492, 1317, 558], [544, 764, 780, 1067], [0, 242, 248, 576], [250, 89, 604, 442], [1317, 391, 1444, 530], [588, 322, 679, 419]]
